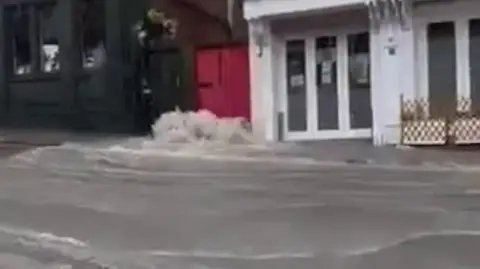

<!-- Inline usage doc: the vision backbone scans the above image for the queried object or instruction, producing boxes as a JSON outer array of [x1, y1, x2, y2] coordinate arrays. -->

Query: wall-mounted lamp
[[250, 19, 267, 57]]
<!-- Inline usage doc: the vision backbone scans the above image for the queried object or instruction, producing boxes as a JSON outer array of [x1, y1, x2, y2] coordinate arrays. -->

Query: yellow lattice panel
[[400, 98, 428, 121], [402, 119, 447, 145], [451, 117, 480, 144]]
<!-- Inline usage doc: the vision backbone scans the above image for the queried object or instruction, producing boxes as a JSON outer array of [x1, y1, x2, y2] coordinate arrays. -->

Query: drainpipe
[[227, 0, 235, 29]]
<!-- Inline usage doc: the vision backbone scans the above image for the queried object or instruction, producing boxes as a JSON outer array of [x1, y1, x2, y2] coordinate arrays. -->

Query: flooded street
[[0, 142, 479, 268]]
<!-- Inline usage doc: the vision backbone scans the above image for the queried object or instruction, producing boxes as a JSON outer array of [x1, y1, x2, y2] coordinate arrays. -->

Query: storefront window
[[6, 2, 61, 76], [470, 19, 480, 112], [427, 21, 456, 116], [79, 0, 106, 69]]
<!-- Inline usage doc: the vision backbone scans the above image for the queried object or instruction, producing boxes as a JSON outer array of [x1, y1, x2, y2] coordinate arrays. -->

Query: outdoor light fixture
[[250, 19, 267, 57]]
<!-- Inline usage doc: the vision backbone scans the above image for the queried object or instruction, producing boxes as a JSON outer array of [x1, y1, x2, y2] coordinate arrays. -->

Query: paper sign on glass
[[321, 61, 333, 84], [290, 74, 305, 87]]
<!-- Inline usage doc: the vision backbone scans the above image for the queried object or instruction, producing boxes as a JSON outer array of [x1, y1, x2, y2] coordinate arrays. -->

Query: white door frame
[[279, 26, 372, 140]]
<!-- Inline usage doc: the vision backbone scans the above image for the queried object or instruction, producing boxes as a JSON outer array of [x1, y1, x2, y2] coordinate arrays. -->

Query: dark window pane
[[39, 2, 61, 73], [286, 40, 307, 131], [79, 0, 106, 69], [315, 36, 338, 130], [6, 2, 61, 76], [347, 32, 372, 129], [428, 22, 456, 116], [8, 5, 32, 75], [470, 19, 480, 113]]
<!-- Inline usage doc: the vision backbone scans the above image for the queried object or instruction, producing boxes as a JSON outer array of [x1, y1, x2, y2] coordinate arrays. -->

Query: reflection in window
[[39, 4, 60, 73], [427, 22, 456, 116], [7, 2, 61, 76], [286, 40, 307, 132], [79, 0, 106, 69], [347, 32, 372, 129], [9, 5, 31, 75], [315, 36, 338, 130]]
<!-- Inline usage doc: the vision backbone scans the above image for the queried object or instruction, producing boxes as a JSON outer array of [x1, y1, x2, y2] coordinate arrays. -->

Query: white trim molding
[[243, 0, 365, 20]]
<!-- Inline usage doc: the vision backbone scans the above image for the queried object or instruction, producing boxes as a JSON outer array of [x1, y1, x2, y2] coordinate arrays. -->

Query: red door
[[222, 46, 250, 120], [195, 45, 250, 120], [195, 49, 225, 117]]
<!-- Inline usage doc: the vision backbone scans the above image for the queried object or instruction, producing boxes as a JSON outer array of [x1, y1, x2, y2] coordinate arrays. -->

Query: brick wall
[[149, 0, 248, 46]]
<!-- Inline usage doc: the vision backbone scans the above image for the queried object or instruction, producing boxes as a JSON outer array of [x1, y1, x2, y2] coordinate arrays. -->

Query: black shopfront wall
[[0, 0, 148, 133]]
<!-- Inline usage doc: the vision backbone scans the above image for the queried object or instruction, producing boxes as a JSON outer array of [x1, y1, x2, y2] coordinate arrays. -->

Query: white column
[[370, 27, 384, 145], [371, 21, 404, 146], [369, 0, 416, 145], [398, 17, 415, 101], [394, 4, 416, 144], [456, 19, 470, 110], [248, 19, 277, 142]]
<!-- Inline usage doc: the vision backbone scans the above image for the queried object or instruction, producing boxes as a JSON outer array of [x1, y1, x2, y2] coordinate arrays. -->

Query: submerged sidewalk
[[4, 129, 480, 171], [274, 140, 480, 170]]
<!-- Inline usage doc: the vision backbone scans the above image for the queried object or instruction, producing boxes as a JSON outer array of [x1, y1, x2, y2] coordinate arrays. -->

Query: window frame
[[413, 0, 480, 113], [278, 25, 372, 140], [4, 0, 62, 81]]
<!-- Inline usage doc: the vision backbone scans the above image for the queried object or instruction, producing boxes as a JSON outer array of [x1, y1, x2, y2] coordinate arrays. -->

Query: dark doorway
[[148, 48, 186, 120]]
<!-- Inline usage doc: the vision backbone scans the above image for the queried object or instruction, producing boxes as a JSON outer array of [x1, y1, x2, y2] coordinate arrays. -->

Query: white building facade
[[244, 0, 480, 145]]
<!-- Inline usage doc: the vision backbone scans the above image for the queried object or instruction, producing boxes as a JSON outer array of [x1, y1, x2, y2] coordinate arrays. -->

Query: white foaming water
[[7, 110, 316, 170], [146, 250, 314, 260], [0, 225, 88, 247], [147, 108, 259, 145], [100, 109, 298, 162]]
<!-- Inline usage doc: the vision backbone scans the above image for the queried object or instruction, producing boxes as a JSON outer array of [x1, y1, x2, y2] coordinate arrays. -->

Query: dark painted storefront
[[0, 0, 186, 134]]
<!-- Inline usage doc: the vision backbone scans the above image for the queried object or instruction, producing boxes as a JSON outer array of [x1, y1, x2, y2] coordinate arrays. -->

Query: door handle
[[198, 82, 213, 88]]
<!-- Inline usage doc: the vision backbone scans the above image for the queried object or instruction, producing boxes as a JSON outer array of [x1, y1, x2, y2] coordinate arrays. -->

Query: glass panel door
[[347, 32, 372, 129], [285, 40, 307, 132], [315, 36, 339, 130], [283, 31, 372, 140]]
